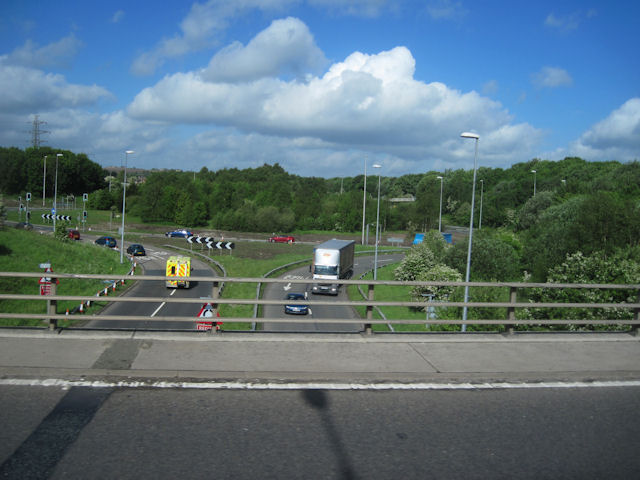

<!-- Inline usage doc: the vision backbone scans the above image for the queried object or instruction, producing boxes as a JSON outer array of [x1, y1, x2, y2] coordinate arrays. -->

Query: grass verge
[[0, 228, 133, 327]]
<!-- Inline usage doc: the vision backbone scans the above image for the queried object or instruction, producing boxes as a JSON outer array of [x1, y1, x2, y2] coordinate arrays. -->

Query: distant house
[[389, 195, 415, 203]]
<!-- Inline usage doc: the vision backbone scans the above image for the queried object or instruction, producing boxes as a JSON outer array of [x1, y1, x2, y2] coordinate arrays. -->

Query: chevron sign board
[[188, 236, 216, 245], [41, 214, 71, 221]]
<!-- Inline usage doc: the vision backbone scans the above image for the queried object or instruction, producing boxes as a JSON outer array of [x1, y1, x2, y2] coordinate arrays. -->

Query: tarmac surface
[[1, 329, 639, 387]]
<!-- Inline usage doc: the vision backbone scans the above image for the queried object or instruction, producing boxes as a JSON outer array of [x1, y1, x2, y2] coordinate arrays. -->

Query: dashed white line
[[150, 288, 177, 317]]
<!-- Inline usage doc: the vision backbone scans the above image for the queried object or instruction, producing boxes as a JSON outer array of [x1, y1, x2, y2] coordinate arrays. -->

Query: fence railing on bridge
[[0, 272, 638, 334]]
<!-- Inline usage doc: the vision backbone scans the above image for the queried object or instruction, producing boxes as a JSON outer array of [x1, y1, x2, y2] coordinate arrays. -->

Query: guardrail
[[1, 271, 639, 334]]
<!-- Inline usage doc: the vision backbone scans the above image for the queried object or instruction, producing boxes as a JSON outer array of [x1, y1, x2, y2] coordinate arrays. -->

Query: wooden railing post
[[505, 286, 517, 335], [365, 283, 374, 335]]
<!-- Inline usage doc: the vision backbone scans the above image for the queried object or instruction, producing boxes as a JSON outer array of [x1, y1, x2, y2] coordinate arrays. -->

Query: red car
[[68, 229, 80, 240], [268, 235, 295, 244]]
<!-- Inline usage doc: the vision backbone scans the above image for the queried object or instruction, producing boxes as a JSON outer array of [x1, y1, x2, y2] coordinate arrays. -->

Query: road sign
[[197, 303, 215, 318], [196, 302, 221, 331], [41, 214, 71, 221], [39, 265, 59, 294]]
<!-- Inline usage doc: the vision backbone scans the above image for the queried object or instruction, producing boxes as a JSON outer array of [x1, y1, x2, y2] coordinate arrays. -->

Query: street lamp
[[531, 170, 536, 196], [120, 150, 134, 264], [361, 160, 367, 245], [479, 179, 484, 229], [437, 176, 443, 233], [373, 164, 382, 280], [53, 153, 62, 232], [460, 132, 479, 331], [42, 155, 48, 207]]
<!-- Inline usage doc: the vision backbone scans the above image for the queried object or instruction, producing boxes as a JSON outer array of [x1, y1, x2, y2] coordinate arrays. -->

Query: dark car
[[68, 229, 80, 240], [126, 243, 146, 256], [15, 222, 33, 230], [284, 292, 309, 315], [269, 235, 295, 243], [95, 236, 117, 248], [165, 229, 193, 238]]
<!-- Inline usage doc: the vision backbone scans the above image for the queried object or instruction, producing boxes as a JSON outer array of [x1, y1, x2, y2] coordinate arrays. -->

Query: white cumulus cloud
[[0, 65, 112, 114], [203, 17, 327, 82], [532, 66, 573, 88], [568, 98, 640, 161], [131, 0, 297, 75], [129, 36, 541, 174], [2, 35, 82, 69]]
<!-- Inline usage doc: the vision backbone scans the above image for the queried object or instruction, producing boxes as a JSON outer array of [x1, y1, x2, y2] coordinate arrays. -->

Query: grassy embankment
[[0, 228, 133, 327], [348, 264, 433, 332]]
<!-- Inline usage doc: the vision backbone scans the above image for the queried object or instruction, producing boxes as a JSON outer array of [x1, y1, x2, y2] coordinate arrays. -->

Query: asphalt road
[[262, 253, 404, 333], [1, 384, 638, 479], [84, 244, 215, 331]]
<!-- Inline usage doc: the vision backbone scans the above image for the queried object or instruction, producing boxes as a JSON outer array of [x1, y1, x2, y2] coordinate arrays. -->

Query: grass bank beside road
[[0, 228, 132, 327]]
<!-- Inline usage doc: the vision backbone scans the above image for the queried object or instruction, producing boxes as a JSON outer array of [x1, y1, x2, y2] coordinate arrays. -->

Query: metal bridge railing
[[0, 272, 639, 334]]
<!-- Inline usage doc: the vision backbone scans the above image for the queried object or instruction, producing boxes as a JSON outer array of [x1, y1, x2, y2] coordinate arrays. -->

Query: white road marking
[[1, 379, 639, 391], [150, 288, 177, 317]]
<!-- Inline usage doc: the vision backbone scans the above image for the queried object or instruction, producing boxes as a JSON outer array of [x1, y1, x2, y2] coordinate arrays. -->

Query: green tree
[[445, 230, 521, 281], [523, 250, 640, 329]]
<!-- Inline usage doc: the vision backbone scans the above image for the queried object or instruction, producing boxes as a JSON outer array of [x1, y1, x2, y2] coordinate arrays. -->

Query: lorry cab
[[166, 256, 191, 288]]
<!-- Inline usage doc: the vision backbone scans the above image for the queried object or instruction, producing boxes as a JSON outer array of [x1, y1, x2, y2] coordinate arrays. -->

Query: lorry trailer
[[311, 239, 355, 295]]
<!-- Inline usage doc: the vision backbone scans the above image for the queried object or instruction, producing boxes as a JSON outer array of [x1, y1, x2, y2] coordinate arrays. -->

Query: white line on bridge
[[2, 379, 639, 391]]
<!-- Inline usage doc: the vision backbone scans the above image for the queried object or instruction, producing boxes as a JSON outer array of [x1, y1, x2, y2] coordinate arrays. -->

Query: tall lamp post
[[120, 150, 134, 264], [531, 169, 536, 196], [42, 155, 47, 207], [53, 153, 62, 232], [460, 132, 479, 331], [437, 175, 443, 233], [479, 179, 484, 229], [361, 160, 367, 245], [373, 164, 382, 280]]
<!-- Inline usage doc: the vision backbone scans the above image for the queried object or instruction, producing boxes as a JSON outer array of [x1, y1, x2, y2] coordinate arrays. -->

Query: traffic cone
[[104, 287, 108, 295], [65, 308, 69, 315], [79, 302, 84, 313], [112, 282, 116, 292]]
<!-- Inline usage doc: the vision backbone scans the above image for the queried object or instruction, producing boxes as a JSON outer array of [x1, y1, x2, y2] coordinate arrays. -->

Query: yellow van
[[166, 256, 191, 288]]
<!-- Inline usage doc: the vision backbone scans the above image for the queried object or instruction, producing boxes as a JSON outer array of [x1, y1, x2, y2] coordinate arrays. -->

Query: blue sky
[[1, 0, 638, 177]]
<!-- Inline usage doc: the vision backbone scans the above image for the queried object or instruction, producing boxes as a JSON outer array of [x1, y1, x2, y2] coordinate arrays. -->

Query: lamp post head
[[437, 175, 443, 180], [372, 164, 381, 169], [531, 169, 536, 173], [460, 132, 479, 139], [125, 150, 134, 154], [56, 153, 63, 158]]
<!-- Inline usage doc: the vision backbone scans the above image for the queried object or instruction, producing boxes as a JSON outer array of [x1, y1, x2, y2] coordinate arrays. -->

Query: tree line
[[2, 146, 639, 285]]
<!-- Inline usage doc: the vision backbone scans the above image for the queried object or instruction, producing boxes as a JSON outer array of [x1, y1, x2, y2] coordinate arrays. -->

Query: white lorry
[[311, 239, 355, 295]]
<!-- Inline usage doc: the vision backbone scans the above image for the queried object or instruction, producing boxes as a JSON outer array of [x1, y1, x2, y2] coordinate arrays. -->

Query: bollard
[[79, 302, 84, 313]]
